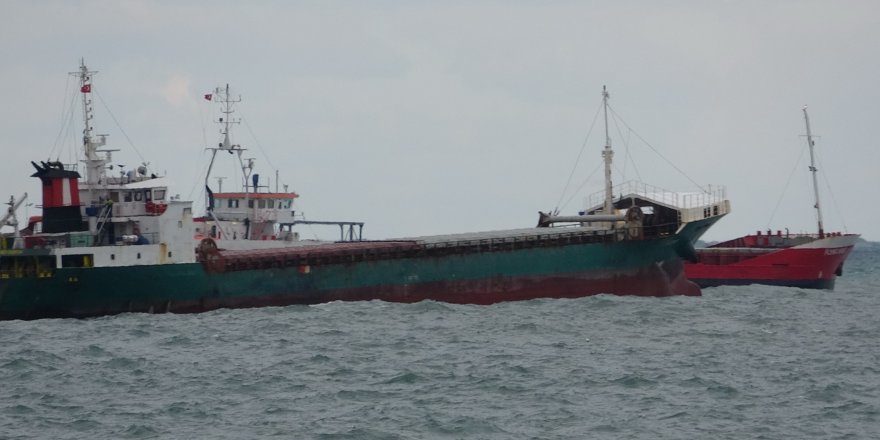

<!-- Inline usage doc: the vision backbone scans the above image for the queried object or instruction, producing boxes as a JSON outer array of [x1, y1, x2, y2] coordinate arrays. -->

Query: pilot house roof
[[214, 192, 299, 200]]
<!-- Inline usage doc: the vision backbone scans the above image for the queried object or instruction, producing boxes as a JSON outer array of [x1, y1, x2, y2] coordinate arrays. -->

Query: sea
[[1, 246, 878, 439]]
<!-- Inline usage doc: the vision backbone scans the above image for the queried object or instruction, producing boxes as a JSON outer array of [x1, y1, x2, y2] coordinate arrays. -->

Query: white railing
[[584, 180, 727, 211]]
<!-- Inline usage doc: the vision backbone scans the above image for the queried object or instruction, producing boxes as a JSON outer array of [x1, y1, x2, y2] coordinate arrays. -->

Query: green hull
[[0, 218, 718, 320]]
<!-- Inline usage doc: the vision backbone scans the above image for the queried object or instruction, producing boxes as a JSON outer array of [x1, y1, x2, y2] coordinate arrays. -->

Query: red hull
[[0, 259, 701, 321], [685, 233, 858, 289], [163, 266, 700, 316]]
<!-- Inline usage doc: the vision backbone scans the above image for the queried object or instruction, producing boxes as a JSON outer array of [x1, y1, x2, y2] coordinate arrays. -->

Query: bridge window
[[227, 199, 239, 208], [154, 189, 166, 201]]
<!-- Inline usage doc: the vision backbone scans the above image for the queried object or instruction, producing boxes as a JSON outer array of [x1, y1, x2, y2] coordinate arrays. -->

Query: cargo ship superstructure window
[[61, 254, 94, 268], [228, 199, 239, 208], [0, 255, 56, 278]]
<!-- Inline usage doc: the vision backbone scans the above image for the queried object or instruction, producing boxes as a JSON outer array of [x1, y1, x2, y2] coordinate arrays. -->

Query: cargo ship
[[685, 107, 858, 289], [0, 62, 729, 320]]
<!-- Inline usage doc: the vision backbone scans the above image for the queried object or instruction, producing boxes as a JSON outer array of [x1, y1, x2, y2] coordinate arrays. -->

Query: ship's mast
[[73, 59, 109, 185], [802, 106, 824, 238], [205, 84, 261, 238], [602, 86, 614, 215], [204, 84, 246, 206]]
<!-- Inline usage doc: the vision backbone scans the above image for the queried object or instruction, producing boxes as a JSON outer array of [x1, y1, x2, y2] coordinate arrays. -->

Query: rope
[[188, 96, 219, 213], [61, 92, 78, 168], [238, 113, 289, 192], [610, 110, 642, 182], [766, 140, 808, 228], [607, 104, 706, 192], [625, 129, 642, 182], [815, 152, 849, 232], [48, 76, 77, 161], [553, 99, 603, 213], [199, 91, 211, 151], [93, 90, 148, 165], [66, 100, 77, 168], [558, 161, 602, 214]]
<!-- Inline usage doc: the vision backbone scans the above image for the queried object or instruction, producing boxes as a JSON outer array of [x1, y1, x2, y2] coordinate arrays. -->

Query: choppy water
[[2, 246, 879, 439]]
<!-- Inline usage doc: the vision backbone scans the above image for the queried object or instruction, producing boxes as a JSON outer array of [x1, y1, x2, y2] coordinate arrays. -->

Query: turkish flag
[[204, 93, 212, 101], [80, 84, 91, 93]]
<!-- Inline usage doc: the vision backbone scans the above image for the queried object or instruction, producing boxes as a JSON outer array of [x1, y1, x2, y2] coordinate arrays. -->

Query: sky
[[1, 0, 878, 242]]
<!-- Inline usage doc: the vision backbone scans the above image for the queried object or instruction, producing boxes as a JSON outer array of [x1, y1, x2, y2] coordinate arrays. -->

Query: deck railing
[[584, 180, 727, 212], [202, 222, 682, 273]]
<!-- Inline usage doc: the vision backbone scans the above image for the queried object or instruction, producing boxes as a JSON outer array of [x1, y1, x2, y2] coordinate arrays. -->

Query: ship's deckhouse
[[211, 192, 298, 223], [79, 176, 172, 218], [583, 181, 730, 232]]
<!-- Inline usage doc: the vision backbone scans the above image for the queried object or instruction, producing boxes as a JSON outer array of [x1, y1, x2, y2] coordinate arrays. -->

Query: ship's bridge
[[212, 192, 298, 223], [78, 176, 172, 218]]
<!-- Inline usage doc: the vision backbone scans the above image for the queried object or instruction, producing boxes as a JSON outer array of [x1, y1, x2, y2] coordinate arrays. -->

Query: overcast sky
[[2, 1, 878, 241]]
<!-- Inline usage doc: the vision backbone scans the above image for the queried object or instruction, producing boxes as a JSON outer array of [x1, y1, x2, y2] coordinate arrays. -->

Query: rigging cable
[[558, 161, 603, 214], [766, 139, 808, 228], [610, 109, 642, 183], [199, 90, 210, 153], [188, 94, 216, 212], [93, 90, 148, 166], [607, 104, 705, 192], [815, 152, 849, 232], [553, 99, 603, 214], [48, 76, 77, 161], [239, 112, 289, 192], [64, 91, 77, 168]]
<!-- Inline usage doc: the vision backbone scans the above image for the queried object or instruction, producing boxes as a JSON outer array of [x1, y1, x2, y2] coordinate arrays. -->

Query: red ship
[[685, 107, 859, 290], [685, 230, 858, 289]]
